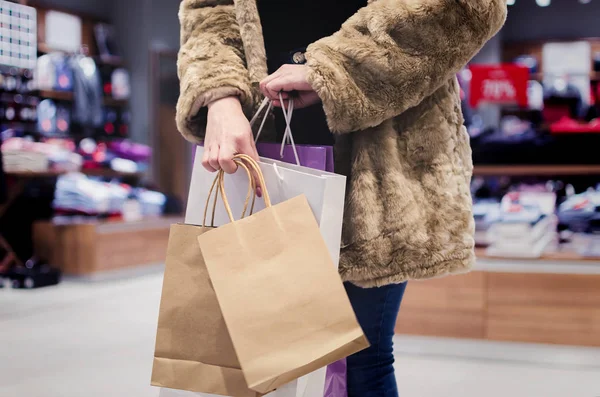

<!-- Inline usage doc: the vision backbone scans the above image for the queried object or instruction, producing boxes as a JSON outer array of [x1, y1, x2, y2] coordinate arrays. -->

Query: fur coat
[[177, 0, 507, 287]]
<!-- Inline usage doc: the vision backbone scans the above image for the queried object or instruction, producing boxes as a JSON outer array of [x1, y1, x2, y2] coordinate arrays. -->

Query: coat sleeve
[[176, 0, 253, 143], [305, 0, 507, 133]]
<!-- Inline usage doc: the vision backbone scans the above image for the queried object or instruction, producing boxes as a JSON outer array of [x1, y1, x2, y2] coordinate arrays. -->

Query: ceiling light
[[536, 0, 551, 6]]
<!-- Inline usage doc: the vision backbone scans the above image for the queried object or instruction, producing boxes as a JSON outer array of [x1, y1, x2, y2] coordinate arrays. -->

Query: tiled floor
[[1, 272, 599, 397]]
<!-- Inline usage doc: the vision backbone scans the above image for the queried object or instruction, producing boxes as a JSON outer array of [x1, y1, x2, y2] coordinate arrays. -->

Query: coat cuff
[[176, 81, 254, 144], [305, 46, 363, 134]]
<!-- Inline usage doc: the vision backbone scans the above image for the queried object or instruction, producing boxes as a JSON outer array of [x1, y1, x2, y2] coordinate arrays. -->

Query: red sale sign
[[469, 64, 529, 107]]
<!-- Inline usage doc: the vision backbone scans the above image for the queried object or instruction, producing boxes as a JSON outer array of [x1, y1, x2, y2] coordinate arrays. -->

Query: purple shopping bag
[[256, 142, 334, 172], [324, 359, 347, 397]]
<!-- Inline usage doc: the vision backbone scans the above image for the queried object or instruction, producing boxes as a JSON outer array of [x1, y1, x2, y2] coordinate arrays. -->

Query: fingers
[[218, 146, 238, 174], [260, 70, 280, 100], [202, 144, 219, 172], [265, 75, 299, 98], [259, 65, 303, 99], [203, 145, 240, 174]]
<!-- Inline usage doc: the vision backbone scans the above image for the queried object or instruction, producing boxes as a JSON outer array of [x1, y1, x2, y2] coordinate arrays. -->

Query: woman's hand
[[203, 96, 259, 174], [260, 64, 321, 109]]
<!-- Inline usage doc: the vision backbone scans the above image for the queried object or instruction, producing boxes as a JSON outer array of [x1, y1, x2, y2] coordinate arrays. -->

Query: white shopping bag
[[159, 370, 326, 397], [185, 147, 346, 268]]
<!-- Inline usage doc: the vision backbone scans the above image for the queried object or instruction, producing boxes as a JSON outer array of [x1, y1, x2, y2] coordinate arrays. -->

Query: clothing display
[[53, 173, 164, 216], [176, 0, 507, 287], [69, 55, 104, 130], [558, 189, 600, 234], [1, 137, 82, 172], [0, 135, 6, 203], [53, 173, 129, 215], [470, 125, 556, 165], [134, 189, 167, 217]]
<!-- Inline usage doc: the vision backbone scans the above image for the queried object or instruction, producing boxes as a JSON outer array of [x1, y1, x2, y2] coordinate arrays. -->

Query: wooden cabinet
[[396, 260, 600, 347], [395, 272, 486, 339], [486, 272, 600, 347], [33, 217, 180, 276]]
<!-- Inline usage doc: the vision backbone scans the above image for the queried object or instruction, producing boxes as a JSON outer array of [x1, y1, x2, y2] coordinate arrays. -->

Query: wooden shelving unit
[[38, 89, 73, 101], [474, 247, 600, 263], [530, 71, 600, 82], [473, 164, 600, 176], [38, 90, 127, 108], [6, 169, 144, 179], [33, 216, 181, 276], [102, 97, 128, 108]]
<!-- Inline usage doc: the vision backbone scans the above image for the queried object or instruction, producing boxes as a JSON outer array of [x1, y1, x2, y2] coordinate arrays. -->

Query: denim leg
[[344, 282, 407, 397]]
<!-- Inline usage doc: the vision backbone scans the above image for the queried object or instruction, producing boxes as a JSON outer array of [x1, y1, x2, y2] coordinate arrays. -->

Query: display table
[[395, 252, 600, 347], [33, 217, 181, 276]]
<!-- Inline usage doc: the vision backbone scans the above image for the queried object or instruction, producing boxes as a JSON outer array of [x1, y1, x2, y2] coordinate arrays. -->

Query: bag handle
[[250, 95, 301, 166], [202, 159, 256, 227], [218, 155, 272, 223]]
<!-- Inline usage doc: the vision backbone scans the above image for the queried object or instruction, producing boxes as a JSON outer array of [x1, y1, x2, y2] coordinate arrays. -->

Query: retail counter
[[33, 217, 182, 277], [395, 252, 600, 347]]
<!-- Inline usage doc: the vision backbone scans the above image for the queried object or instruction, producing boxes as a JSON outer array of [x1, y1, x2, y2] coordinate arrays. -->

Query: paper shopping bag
[[152, 168, 263, 397], [199, 155, 368, 394], [187, 147, 345, 268]]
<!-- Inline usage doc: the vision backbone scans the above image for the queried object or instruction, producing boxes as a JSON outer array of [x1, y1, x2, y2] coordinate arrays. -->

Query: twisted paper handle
[[250, 95, 301, 166]]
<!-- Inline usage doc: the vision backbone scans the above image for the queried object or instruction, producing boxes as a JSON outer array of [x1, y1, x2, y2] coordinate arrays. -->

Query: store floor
[[1, 272, 599, 397]]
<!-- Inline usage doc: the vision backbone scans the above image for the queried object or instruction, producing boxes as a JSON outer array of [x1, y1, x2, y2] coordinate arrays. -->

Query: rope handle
[[218, 155, 272, 223], [202, 159, 256, 227], [250, 95, 301, 166]]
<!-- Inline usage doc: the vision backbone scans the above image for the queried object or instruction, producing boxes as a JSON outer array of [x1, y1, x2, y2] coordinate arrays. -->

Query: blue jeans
[[345, 282, 407, 397]]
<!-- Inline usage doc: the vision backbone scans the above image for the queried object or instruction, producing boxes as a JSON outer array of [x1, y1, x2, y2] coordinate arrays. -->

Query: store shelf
[[82, 169, 143, 179], [530, 72, 600, 81], [38, 90, 74, 101], [93, 56, 125, 67], [38, 90, 128, 107], [6, 169, 144, 179], [473, 165, 600, 176], [37, 44, 125, 67], [475, 247, 600, 263], [34, 216, 179, 276], [103, 97, 128, 107]]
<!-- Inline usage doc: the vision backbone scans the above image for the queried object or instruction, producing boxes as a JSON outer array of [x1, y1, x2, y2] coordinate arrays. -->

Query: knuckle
[[233, 133, 247, 145]]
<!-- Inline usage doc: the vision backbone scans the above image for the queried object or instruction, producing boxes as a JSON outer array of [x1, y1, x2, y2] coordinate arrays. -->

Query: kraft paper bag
[[188, 147, 345, 269], [152, 167, 264, 397], [199, 155, 368, 394]]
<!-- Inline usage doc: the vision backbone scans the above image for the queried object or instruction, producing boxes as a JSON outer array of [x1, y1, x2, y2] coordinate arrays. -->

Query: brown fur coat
[[177, 0, 507, 287]]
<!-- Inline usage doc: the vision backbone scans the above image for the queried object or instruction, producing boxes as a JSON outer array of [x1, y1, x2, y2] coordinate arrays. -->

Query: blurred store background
[[0, 0, 599, 396]]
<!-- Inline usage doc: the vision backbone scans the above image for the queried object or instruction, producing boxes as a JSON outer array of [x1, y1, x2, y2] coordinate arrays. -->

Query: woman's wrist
[[207, 96, 242, 111]]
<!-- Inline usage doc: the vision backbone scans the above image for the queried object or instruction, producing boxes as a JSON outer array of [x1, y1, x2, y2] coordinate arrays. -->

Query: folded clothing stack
[[134, 189, 166, 217], [486, 192, 558, 258], [78, 139, 149, 174], [472, 200, 501, 247], [1, 137, 82, 173], [106, 140, 152, 163], [53, 173, 129, 215], [558, 188, 600, 257]]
